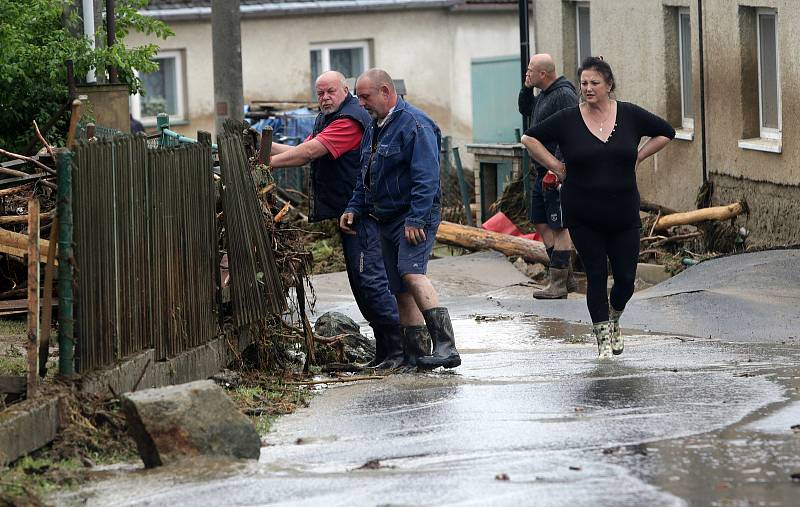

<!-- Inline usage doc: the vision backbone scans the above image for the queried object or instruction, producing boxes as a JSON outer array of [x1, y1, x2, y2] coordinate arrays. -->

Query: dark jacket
[[345, 97, 442, 229], [518, 76, 578, 173], [308, 93, 372, 222]]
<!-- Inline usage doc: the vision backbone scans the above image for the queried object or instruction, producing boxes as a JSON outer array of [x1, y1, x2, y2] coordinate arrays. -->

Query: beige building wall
[[702, 0, 799, 185], [532, 0, 800, 246], [127, 7, 523, 168], [532, 0, 702, 212]]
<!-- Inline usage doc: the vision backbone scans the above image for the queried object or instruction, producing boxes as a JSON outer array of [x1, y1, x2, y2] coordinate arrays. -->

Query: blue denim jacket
[[345, 98, 442, 229]]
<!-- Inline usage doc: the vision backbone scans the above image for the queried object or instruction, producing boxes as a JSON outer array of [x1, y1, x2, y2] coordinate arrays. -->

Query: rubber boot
[[609, 306, 624, 355], [399, 325, 431, 372], [566, 254, 578, 293], [417, 308, 462, 370], [373, 325, 405, 371], [532, 267, 569, 299], [362, 326, 387, 368], [593, 321, 613, 359]]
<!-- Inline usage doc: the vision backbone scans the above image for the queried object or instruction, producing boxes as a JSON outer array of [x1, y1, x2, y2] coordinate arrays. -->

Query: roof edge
[[142, 0, 466, 22]]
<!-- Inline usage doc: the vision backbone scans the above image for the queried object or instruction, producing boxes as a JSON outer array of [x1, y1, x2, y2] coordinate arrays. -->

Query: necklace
[[589, 101, 614, 133]]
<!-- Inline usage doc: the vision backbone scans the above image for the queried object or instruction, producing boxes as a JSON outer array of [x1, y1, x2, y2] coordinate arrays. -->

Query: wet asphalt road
[[55, 251, 800, 506]]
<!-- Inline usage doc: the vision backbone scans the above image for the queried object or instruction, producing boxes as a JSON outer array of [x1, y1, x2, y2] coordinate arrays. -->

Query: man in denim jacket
[[340, 68, 461, 371]]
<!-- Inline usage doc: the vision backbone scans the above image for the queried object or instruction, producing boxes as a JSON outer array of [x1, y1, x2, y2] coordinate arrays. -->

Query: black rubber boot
[[417, 308, 461, 370], [399, 325, 431, 372], [373, 325, 404, 371], [362, 325, 387, 368]]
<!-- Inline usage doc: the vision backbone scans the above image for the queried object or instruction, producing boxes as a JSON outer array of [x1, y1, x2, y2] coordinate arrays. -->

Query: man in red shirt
[[269, 71, 402, 369]]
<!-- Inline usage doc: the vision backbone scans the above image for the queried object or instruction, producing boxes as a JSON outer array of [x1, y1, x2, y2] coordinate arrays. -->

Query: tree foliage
[[0, 0, 173, 153]]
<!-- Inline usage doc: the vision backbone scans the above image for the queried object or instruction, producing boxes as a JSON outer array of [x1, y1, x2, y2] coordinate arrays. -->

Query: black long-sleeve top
[[525, 101, 675, 231]]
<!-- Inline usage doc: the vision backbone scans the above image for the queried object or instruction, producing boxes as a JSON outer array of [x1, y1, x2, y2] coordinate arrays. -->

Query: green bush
[[0, 0, 172, 153]]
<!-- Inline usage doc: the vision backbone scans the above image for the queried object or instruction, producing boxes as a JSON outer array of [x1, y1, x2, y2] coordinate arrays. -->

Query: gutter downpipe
[[518, 0, 531, 131], [697, 0, 708, 184], [82, 0, 96, 83], [57, 150, 75, 376]]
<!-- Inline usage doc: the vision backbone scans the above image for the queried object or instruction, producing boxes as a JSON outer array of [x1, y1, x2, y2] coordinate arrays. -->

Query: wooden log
[[653, 202, 744, 232], [66, 99, 82, 149], [436, 220, 549, 265], [0, 210, 55, 226], [640, 198, 678, 216], [27, 198, 40, 397], [0, 227, 52, 262]]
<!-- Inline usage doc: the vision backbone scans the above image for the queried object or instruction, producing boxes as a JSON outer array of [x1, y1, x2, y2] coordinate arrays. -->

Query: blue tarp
[[246, 106, 317, 146]]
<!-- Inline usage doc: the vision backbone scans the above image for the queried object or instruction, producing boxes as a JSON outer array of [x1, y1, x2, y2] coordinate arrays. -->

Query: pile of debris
[[492, 176, 748, 276]]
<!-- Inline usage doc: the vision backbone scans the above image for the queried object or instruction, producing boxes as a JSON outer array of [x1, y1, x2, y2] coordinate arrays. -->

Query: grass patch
[[0, 317, 27, 336], [225, 372, 312, 436]]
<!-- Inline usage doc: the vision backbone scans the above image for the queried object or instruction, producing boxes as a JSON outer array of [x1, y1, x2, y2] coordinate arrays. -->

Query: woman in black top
[[521, 57, 675, 359]]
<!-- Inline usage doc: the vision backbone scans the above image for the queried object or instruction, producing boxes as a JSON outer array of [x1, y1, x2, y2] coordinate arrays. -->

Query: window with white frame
[[678, 8, 693, 130], [309, 41, 370, 97], [757, 9, 780, 139], [576, 3, 591, 67], [130, 50, 186, 125]]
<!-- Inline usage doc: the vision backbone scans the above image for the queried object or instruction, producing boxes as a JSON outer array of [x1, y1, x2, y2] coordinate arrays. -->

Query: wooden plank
[[0, 299, 54, 311], [0, 375, 26, 395], [27, 198, 40, 397], [0, 173, 51, 190], [39, 216, 58, 377]]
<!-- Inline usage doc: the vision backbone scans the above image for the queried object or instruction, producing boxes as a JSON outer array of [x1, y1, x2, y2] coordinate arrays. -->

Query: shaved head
[[525, 53, 558, 90], [316, 70, 347, 89], [530, 54, 556, 75], [315, 70, 349, 114], [358, 68, 396, 93], [355, 68, 398, 120]]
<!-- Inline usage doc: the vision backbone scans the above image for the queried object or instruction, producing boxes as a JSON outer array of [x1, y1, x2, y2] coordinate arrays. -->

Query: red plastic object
[[481, 211, 541, 242]]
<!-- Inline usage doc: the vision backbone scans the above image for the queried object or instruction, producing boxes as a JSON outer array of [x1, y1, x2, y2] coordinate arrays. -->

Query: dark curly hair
[[578, 56, 615, 92]]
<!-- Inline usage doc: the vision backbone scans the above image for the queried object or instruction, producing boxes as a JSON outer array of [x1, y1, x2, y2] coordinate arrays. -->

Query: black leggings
[[569, 225, 640, 323]]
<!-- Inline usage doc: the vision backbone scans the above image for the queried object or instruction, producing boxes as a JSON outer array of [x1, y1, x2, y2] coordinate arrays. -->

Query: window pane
[[310, 49, 322, 98], [758, 14, 779, 129], [679, 13, 693, 117], [330, 48, 364, 78], [577, 6, 591, 64], [142, 57, 177, 117]]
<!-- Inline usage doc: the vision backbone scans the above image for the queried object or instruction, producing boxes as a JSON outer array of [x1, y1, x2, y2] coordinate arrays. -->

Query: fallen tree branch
[[652, 202, 745, 232], [649, 231, 703, 248], [313, 333, 347, 345], [33, 120, 55, 160], [0, 147, 55, 176]]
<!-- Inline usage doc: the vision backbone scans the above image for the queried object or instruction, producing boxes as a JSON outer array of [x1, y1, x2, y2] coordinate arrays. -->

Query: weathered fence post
[[39, 217, 58, 377], [27, 198, 40, 396], [451, 147, 474, 227]]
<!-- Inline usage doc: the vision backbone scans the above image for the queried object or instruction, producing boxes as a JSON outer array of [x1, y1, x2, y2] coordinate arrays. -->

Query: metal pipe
[[697, 0, 708, 184], [107, 0, 118, 83], [57, 150, 76, 376], [82, 0, 96, 83], [518, 0, 531, 131]]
